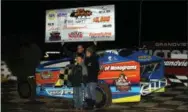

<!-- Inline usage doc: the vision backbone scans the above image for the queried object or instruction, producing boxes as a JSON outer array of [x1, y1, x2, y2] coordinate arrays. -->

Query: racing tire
[[17, 81, 32, 99], [96, 84, 112, 108], [17, 77, 36, 99]]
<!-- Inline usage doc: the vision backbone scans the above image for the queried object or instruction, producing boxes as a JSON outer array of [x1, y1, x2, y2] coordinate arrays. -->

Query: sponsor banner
[[45, 5, 115, 43]]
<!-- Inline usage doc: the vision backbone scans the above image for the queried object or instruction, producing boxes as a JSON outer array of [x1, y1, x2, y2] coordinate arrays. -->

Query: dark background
[[2, 1, 187, 52]]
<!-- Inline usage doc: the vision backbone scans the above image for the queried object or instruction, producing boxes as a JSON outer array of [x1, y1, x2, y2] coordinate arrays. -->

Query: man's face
[[77, 45, 84, 53], [76, 56, 83, 64], [86, 51, 91, 57]]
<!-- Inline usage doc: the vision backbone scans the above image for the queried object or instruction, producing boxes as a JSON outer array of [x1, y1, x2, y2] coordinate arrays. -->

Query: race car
[[18, 49, 167, 108]]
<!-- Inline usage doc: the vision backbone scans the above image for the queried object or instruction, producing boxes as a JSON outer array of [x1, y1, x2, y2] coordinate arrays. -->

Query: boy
[[69, 54, 88, 110]]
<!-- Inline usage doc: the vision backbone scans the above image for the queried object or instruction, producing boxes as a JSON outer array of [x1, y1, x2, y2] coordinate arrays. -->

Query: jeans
[[85, 82, 97, 101], [73, 86, 84, 108]]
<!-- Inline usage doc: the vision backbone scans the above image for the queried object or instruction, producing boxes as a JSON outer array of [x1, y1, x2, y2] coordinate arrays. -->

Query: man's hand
[[61, 40, 65, 46], [93, 39, 97, 46]]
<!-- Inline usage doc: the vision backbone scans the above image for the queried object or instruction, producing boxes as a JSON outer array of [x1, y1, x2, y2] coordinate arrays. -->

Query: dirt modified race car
[[18, 50, 168, 108]]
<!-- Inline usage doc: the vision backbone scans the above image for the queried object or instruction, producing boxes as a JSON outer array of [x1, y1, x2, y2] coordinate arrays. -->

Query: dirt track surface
[[1, 81, 188, 112]]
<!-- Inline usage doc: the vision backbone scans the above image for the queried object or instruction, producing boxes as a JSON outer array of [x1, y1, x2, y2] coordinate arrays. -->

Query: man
[[84, 47, 99, 109], [61, 41, 97, 60]]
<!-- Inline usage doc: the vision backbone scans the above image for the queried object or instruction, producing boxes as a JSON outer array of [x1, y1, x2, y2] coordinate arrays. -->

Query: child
[[69, 54, 88, 110]]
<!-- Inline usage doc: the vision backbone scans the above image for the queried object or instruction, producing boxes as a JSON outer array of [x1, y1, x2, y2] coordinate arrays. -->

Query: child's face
[[86, 51, 91, 57], [76, 57, 83, 64]]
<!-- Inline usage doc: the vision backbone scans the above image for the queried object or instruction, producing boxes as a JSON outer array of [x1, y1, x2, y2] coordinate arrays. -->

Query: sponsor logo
[[99, 10, 111, 14], [48, 90, 62, 95], [41, 71, 52, 79], [48, 23, 54, 26], [164, 60, 188, 67], [44, 51, 60, 58], [64, 20, 74, 24], [155, 42, 187, 47], [115, 73, 131, 92], [48, 11, 56, 20], [142, 49, 188, 59], [70, 9, 92, 18], [48, 90, 73, 95], [57, 12, 67, 17], [104, 66, 137, 71], [89, 32, 112, 38], [68, 31, 83, 39], [93, 16, 111, 23], [103, 24, 112, 28], [48, 27, 60, 31], [75, 19, 86, 24], [138, 55, 152, 61], [63, 26, 87, 29]]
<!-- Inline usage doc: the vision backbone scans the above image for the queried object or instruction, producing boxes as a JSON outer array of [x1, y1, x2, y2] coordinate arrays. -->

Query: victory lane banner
[[45, 5, 115, 43]]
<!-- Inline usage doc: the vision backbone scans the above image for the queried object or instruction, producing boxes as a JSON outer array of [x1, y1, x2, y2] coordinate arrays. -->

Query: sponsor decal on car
[[48, 90, 73, 95], [115, 73, 131, 92], [138, 55, 152, 61], [164, 60, 188, 67], [104, 65, 137, 71], [93, 16, 111, 23], [89, 32, 112, 38], [103, 24, 112, 28], [68, 31, 83, 39], [70, 9, 92, 18]]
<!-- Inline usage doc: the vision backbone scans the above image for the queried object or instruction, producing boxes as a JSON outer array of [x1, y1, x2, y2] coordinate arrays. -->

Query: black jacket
[[84, 54, 99, 83], [68, 64, 88, 87]]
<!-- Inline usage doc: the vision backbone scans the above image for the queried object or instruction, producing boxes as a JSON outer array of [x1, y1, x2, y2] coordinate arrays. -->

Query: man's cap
[[86, 47, 94, 53]]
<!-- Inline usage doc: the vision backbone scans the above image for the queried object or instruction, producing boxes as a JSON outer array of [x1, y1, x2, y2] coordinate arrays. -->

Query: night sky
[[2, 1, 187, 52]]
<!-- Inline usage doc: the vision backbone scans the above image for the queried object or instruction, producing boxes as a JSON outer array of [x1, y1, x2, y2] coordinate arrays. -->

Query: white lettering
[[164, 60, 188, 67], [154, 42, 187, 47], [44, 51, 60, 58], [104, 66, 137, 71]]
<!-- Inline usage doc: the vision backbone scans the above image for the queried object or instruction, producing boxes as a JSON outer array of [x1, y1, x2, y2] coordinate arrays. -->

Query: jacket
[[69, 63, 88, 87], [84, 54, 99, 83]]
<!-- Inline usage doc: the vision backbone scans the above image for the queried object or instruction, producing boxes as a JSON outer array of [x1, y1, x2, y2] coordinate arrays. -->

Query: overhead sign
[[45, 5, 115, 43]]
